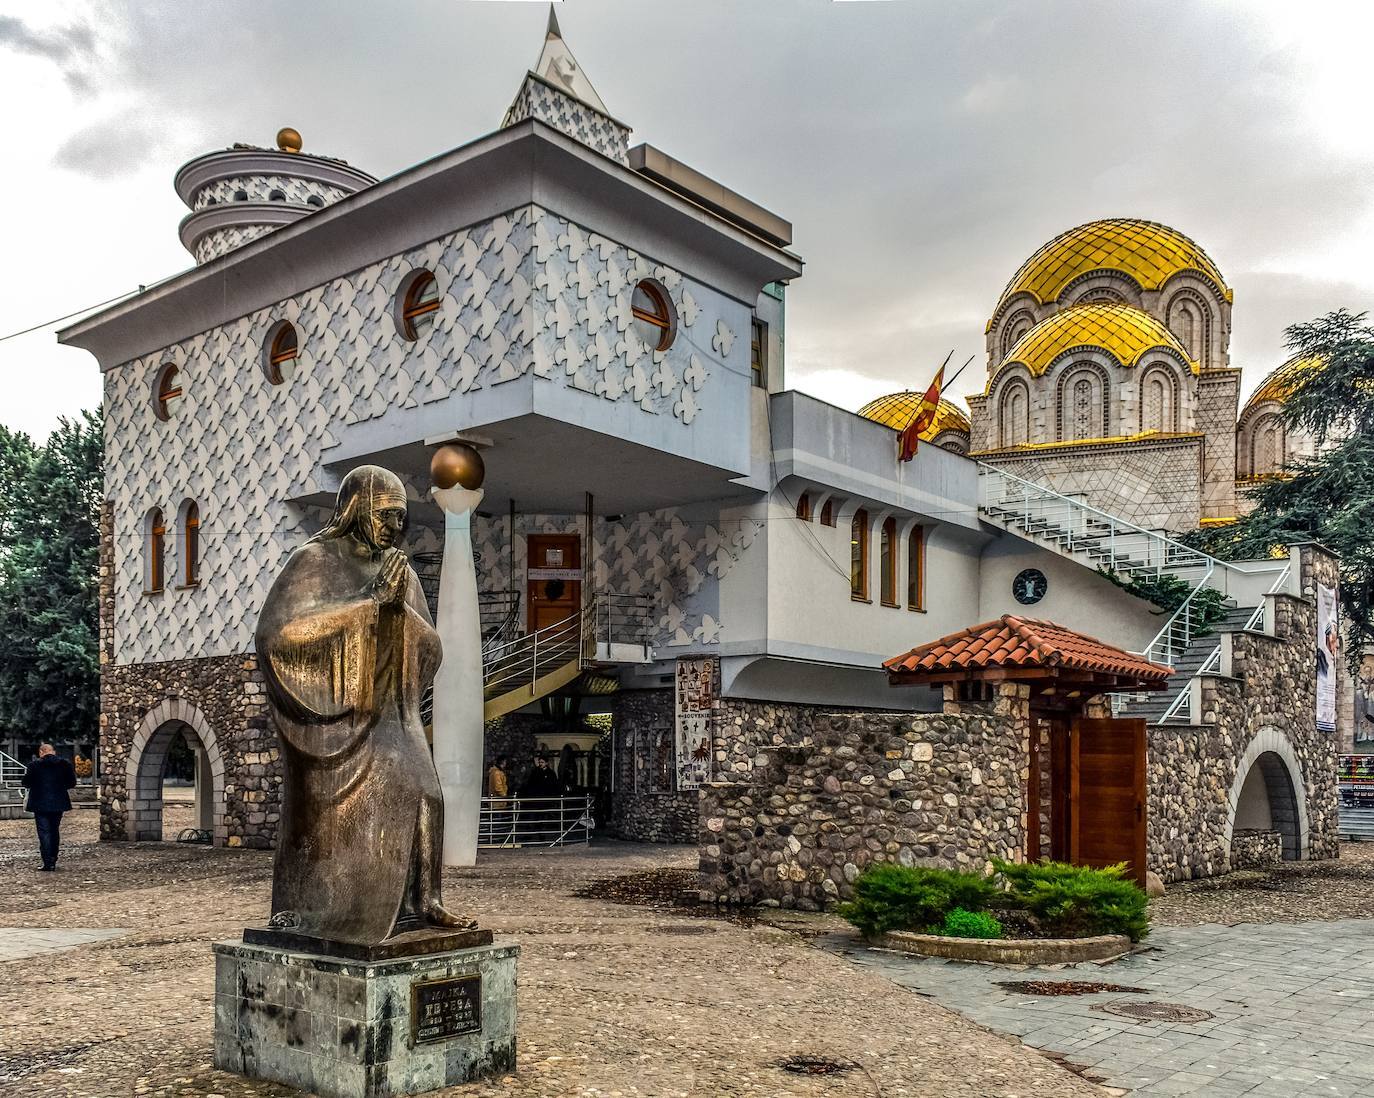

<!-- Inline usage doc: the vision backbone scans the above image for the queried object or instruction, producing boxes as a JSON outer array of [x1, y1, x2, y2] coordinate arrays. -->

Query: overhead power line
[[0, 287, 146, 345]]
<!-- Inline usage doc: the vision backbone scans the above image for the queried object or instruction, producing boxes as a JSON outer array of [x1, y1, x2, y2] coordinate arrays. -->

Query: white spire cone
[[430, 485, 485, 867]]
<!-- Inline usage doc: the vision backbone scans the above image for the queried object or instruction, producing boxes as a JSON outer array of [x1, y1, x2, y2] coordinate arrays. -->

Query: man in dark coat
[[22, 744, 77, 871]]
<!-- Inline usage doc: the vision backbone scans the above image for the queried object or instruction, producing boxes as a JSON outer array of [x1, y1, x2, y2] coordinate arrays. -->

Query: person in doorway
[[486, 755, 512, 844], [520, 754, 562, 798], [22, 744, 77, 871]]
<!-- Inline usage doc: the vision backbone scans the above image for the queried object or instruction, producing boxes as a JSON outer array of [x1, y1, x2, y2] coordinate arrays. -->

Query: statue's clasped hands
[[368, 548, 411, 607]]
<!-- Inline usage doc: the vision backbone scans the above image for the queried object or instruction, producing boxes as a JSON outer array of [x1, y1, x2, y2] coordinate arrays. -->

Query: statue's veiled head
[[311, 465, 409, 555]]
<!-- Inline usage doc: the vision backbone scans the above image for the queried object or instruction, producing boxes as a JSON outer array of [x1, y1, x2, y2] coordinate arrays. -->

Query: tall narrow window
[[266, 323, 298, 385], [182, 502, 200, 587], [146, 508, 166, 594], [820, 498, 835, 527], [850, 509, 870, 601], [631, 279, 676, 351], [154, 364, 181, 422], [880, 517, 898, 606], [399, 270, 440, 341], [907, 525, 926, 610], [795, 492, 812, 521], [750, 318, 768, 388]]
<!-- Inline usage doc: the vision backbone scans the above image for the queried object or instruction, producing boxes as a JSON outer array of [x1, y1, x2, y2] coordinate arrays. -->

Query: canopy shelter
[[885, 615, 1173, 884]]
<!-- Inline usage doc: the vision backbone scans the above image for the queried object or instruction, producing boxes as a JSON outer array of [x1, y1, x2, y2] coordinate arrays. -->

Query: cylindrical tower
[[173, 127, 377, 264]]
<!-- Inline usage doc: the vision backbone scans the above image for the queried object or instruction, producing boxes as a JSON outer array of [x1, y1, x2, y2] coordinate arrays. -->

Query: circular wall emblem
[[1012, 568, 1048, 605]]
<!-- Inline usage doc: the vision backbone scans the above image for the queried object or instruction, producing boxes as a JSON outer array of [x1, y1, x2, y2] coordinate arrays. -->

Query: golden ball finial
[[276, 127, 303, 153], [431, 443, 485, 491]]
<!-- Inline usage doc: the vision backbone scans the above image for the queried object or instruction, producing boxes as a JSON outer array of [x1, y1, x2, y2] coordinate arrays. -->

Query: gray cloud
[[52, 113, 166, 179], [0, 15, 95, 91]]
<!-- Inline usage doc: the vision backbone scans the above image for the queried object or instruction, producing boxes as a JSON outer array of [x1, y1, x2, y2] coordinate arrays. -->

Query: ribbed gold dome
[[858, 393, 971, 439], [1244, 354, 1324, 415], [995, 218, 1231, 313], [998, 303, 1198, 379]]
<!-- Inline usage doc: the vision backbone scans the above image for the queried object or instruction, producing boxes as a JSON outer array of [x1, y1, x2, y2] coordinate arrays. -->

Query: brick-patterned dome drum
[[996, 218, 1231, 311]]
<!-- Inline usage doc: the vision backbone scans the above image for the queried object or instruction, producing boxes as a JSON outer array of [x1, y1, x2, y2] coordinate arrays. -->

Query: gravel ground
[[0, 811, 1103, 1098], [1150, 842, 1374, 926]]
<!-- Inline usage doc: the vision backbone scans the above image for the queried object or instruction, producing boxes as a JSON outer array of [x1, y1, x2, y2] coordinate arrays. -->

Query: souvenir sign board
[[1339, 755, 1374, 807], [1317, 583, 1338, 733], [674, 657, 716, 790]]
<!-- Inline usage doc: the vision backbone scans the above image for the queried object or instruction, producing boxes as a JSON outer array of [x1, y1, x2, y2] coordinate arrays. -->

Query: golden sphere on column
[[276, 127, 303, 153], [430, 443, 485, 490]]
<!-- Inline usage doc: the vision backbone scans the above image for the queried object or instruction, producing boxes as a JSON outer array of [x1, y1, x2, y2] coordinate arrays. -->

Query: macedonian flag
[[897, 366, 945, 463]]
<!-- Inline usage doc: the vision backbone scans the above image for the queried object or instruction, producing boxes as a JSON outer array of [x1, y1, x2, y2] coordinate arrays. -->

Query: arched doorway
[[1226, 729, 1308, 862], [125, 699, 225, 844]]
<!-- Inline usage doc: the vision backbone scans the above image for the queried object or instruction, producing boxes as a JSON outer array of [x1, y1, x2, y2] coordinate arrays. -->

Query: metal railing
[[479, 590, 523, 654], [592, 592, 654, 658], [0, 750, 24, 787], [478, 795, 594, 848], [482, 604, 589, 702]]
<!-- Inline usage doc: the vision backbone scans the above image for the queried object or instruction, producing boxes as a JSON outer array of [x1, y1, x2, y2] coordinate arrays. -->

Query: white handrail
[[0, 750, 25, 786]]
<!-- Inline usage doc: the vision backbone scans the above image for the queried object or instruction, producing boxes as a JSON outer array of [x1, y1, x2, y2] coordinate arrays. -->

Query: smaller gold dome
[[997, 303, 1197, 381], [431, 443, 485, 490], [276, 127, 303, 153], [1244, 354, 1324, 416], [858, 392, 971, 440]]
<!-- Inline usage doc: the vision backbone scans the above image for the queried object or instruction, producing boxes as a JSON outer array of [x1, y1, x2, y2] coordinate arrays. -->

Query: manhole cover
[[998, 980, 1149, 996], [1095, 1001, 1214, 1023], [652, 924, 716, 936], [780, 1056, 854, 1076]]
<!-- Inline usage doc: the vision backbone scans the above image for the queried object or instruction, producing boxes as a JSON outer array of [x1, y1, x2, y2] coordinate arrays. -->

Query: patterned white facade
[[502, 75, 630, 166]]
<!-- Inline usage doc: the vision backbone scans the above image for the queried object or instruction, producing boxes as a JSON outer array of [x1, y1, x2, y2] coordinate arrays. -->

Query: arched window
[[153, 364, 181, 422], [180, 502, 200, 587], [1167, 291, 1210, 368], [265, 322, 298, 385], [795, 492, 813, 521], [1071, 377, 1095, 440], [819, 499, 835, 527], [146, 508, 166, 594], [907, 526, 926, 610], [306, 195, 324, 208], [1140, 368, 1176, 434], [850, 509, 870, 601], [879, 517, 898, 606], [1252, 413, 1285, 476], [1057, 365, 1108, 442], [399, 270, 440, 341], [999, 380, 1029, 447], [631, 279, 676, 352], [268, 189, 286, 201], [1000, 310, 1035, 358]]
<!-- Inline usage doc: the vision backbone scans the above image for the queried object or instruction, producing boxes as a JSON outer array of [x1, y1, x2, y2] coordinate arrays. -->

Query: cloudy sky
[[2, 0, 1372, 440]]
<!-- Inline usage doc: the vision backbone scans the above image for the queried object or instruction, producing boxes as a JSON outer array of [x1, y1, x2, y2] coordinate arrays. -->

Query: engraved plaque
[[411, 974, 482, 1044]]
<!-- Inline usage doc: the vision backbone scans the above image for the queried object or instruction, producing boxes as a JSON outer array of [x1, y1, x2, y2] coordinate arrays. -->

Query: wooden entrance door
[[1069, 717, 1147, 885], [526, 534, 582, 632]]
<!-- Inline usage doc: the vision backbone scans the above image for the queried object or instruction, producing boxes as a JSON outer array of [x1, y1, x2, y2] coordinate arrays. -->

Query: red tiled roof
[[884, 615, 1172, 685]]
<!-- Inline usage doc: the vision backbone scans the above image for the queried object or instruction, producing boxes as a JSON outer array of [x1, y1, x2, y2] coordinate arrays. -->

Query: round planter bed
[[876, 930, 1132, 965]]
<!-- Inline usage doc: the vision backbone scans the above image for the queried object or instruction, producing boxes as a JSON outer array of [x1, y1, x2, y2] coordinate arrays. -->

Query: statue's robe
[[255, 538, 443, 944]]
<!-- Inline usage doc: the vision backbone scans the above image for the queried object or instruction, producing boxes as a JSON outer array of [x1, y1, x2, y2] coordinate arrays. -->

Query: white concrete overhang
[[767, 391, 984, 532], [307, 413, 763, 516], [177, 201, 311, 257], [60, 120, 804, 370], [173, 147, 378, 205]]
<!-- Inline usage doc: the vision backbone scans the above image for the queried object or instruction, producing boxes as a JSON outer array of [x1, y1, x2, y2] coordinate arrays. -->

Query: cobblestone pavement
[[823, 918, 1374, 1097], [0, 811, 1102, 1098]]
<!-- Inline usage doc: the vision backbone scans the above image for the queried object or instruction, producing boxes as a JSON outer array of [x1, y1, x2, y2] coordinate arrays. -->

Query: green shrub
[[937, 907, 1004, 939], [993, 860, 1150, 942], [836, 863, 996, 938]]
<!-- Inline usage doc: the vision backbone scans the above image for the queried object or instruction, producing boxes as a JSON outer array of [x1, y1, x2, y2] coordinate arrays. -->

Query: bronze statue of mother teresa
[[253, 465, 475, 949]]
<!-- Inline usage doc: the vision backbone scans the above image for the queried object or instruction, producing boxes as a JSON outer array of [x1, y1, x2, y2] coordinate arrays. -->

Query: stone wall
[[609, 689, 696, 843], [698, 685, 1030, 909], [101, 653, 280, 848], [1230, 829, 1282, 869], [1148, 543, 1340, 881]]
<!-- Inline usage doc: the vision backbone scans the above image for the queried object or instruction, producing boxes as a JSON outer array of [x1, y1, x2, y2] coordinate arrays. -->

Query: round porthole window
[[631, 279, 676, 352], [1012, 568, 1048, 606], [153, 363, 182, 422], [397, 269, 440, 342], [263, 321, 298, 385]]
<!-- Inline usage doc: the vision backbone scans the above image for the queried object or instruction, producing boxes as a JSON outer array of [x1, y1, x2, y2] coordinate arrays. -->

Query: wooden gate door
[[1069, 717, 1147, 885], [526, 534, 582, 632]]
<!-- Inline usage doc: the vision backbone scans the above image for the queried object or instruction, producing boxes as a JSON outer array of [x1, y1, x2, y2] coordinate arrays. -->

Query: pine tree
[[0, 410, 102, 745], [1189, 310, 1374, 675]]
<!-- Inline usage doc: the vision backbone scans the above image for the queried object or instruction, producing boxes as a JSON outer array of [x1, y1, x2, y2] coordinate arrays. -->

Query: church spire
[[528, 4, 609, 114]]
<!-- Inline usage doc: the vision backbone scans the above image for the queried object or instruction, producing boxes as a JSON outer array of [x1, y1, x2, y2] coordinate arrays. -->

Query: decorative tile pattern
[[192, 175, 350, 211], [106, 205, 730, 663], [1001, 304, 1198, 378], [195, 224, 278, 264], [502, 76, 630, 165]]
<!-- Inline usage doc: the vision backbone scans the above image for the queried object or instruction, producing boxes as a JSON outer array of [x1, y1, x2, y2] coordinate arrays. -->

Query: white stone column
[[194, 742, 214, 832], [431, 485, 486, 867]]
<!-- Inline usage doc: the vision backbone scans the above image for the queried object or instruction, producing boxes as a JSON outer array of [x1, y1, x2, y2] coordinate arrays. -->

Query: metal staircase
[[1126, 604, 1255, 724]]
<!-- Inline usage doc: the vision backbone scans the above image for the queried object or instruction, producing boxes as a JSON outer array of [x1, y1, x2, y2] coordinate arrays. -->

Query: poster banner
[[674, 657, 716, 790], [1317, 583, 1338, 733]]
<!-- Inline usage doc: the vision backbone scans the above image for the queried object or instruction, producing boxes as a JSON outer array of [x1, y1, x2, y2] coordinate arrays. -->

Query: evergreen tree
[[1188, 310, 1374, 675], [0, 410, 102, 745]]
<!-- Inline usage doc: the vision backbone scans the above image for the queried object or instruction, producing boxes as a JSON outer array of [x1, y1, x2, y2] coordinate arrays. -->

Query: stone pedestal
[[213, 937, 518, 1097]]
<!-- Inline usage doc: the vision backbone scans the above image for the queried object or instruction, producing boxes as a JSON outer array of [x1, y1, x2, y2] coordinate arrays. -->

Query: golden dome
[[994, 218, 1231, 314], [998, 303, 1198, 379], [276, 127, 303, 153], [1243, 354, 1324, 416], [858, 393, 971, 439]]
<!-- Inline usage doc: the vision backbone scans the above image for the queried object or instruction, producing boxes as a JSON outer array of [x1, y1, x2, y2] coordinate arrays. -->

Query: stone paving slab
[[0, 927, 127, 962], [822, 918, 1374, 1096]]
